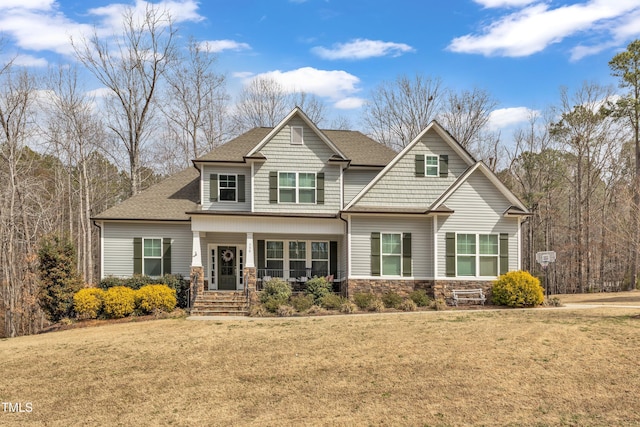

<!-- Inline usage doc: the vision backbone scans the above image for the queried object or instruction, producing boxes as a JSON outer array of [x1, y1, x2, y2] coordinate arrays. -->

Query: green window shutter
[[133, 237, 142, 275], [415, 154, 425, 177], [402, 233, 412, 277], [257, 240, 265, 271], [500, 233, 509, 275], [269, 172, 277, 204], [371, 232, 381, 276], [330, 241, 338, 278], [445, 232, 456, 277], [162, 238, 172, 275], [209, 174, 218, 202], [317, 172, 325, 204], [439, 155, 449, 178], [238, 175, 245, 203]]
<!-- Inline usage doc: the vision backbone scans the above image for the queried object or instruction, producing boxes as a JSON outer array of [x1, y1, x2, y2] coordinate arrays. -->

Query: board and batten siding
[[253, 118, 341, 213], [354, 129, 469, 208], [201, 165, 251, 211], [343, 169, 380, 206], [435, 170, 520, 277], [102, 222, 192, 278], [350, 215, 433, 278]]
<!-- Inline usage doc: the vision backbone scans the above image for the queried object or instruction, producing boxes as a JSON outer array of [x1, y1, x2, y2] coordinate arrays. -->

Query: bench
[[451, 289, 486, 306]]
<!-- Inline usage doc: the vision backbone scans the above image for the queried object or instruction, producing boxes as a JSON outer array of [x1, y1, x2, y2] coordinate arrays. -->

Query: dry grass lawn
[[1, 299, 640, 426]]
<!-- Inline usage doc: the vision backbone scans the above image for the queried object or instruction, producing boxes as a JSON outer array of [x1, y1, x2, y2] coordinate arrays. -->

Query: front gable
[[346, 122, 475, 210]]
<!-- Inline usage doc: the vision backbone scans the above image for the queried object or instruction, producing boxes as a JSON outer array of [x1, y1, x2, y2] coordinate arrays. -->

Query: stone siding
[[346, 279, 435, 298], [189, 266, 205, 308], [433, 280, 494, 303]]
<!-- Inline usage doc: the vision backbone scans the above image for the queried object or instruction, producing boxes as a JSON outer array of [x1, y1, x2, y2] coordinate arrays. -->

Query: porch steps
[[190, 291, 249, 316]]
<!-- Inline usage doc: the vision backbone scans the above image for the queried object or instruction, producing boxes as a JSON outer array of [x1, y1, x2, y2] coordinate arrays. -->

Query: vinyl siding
[[350, 215, 433, 277], [253, 117, 341, 213], [435, 170, 519, 277], [201, 165, 251, 211], [102, 222, 192, 278], [343, 169, 380, 206], [354, 129, 470, 208]]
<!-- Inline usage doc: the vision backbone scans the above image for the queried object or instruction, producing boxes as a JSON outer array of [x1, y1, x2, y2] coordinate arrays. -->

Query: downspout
[[338, 211, 349, 297], [92, 220, 102, 281]]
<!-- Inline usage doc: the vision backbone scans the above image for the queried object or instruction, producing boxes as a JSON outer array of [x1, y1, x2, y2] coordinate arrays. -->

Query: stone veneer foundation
[[347, 279, 495, 303]]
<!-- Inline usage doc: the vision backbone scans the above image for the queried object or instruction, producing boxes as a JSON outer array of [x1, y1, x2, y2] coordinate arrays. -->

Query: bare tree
[[438, 87, 498, 153], [291, 91, 325, 125], [362, 73, 443, 151], [72, 3, 177, 195], [160, 38, 230, 168], [233, 76, 291, 131]]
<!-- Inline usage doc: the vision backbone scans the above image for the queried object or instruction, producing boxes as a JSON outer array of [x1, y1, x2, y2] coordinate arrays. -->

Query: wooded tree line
[[1, 3, 639, 337]]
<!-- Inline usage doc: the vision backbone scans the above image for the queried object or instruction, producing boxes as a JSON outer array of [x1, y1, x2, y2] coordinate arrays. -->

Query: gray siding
[[343, 169, 380, 206], [350, 215, 433, 278], [102, 222, 192, 278], [354, 129, 470, 208], [436, 170, 520, 277], [254, 118, 341, 213], [202, 165, 251, 211]]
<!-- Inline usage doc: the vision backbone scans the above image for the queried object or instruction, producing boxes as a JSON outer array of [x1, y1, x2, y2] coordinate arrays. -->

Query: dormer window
[[291, 126, 303, 145]]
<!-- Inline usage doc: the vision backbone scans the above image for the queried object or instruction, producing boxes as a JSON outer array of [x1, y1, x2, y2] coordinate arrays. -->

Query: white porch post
[[245, 232, 255, 268], [192, 231, 202, 267]]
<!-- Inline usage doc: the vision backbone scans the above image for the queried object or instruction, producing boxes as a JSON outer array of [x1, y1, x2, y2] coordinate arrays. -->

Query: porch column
[[190, 231, 204, 306], [245, 232, 255, 268]]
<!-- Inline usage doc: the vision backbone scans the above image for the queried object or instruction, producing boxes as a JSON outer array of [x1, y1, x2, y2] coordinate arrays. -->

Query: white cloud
[[13, 54, 48, 67], [199, 39, 251, 53], [474, 0, 537, 7], [312, 38, 415, 60], [448, 0, 640, 58], [248, 67, 362, 109], [334, 97, 365, 110], [0, 0, 54, 10], [488, 107, 538, 130], [232, 71, 255, 79]]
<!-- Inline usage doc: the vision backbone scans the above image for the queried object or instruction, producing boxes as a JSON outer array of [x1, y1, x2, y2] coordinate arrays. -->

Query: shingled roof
[[195, 127, 396, 166], [93, 127, 395, 221]]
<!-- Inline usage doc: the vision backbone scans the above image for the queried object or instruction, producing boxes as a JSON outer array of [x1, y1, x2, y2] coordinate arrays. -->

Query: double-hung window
[[219, 174, 237, 201], [278, 172, 316, 204], [381, 233, 402, 276], [266, 241, 284, 276], [425, 155, 439, 176], [289, 241, 306, 277], [311, 242, 329, 276], [456, 234, 499, 276], [143, 238, 162, 276]]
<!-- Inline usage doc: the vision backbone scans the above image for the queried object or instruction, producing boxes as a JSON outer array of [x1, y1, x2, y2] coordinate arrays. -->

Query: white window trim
[[291, 126, 304, 145], [264, 240, 331, 280], [455, 233, 500, 278], [142, 237, 163, 277], [380, 232, 403, 278], [425, 155, 439, 177], [218, 173, 238, 203], [277, 171, 317, 204]]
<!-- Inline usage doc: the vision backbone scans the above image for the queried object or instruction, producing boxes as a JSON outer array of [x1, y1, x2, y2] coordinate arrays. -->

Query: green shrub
[[290, 294, 314, 312], [492, 270, 544, 307], [409, 289, 431, 307], [73, 288, 105, 319], [304, 276, 333, 303], [320, 293, 344, 310], [135, 285, 177, 314], [399, 298, 417, 312], [381, 291, 402, 309], [353, 292, 376, 310], [260, 278, 291, 313], [102, 286, 136, 318], [37, 234, 84, 322]]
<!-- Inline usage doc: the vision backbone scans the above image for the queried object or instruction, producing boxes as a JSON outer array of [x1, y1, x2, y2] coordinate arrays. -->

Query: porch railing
[[256, 269, 343, 293]]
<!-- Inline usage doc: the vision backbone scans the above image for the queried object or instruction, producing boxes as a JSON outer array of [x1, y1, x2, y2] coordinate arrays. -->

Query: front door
[[218, 246, 237, 290]]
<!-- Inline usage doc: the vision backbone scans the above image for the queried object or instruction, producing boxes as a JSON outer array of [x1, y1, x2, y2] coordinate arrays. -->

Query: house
[[93, 107, 530, 308]]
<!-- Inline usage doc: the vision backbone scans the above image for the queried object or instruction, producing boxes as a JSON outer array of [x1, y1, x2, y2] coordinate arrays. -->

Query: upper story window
[[415, 154, 448, 178], [291, 126, 303, 145], [278, 172, 316, 204], [219, 174, 237, 201], [425, 155, 439, 176]]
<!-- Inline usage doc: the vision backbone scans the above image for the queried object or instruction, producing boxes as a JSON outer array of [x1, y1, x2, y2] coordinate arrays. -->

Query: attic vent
[[291, 126, 303, 145]]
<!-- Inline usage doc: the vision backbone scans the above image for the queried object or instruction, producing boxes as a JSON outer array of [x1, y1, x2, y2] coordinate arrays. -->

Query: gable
[[348, 126, 473, 209]]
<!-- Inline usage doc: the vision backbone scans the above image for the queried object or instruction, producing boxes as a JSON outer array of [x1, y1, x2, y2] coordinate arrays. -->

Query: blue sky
[[2, 0, 640, 133]]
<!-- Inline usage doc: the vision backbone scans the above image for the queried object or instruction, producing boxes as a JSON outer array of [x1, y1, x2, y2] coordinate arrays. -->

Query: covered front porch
[[188, 213, 347, 299]]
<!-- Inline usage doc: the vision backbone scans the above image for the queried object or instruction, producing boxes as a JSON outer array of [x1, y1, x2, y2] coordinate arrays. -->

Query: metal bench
[[451, 289, 486, 306]]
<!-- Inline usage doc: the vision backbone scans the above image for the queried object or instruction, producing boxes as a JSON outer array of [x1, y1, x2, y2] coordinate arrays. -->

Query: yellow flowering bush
[[102, 286, 136, 318], [73, 288, 105, 319], [492, 270, 544, 307], [135, 284, 177, 314]]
